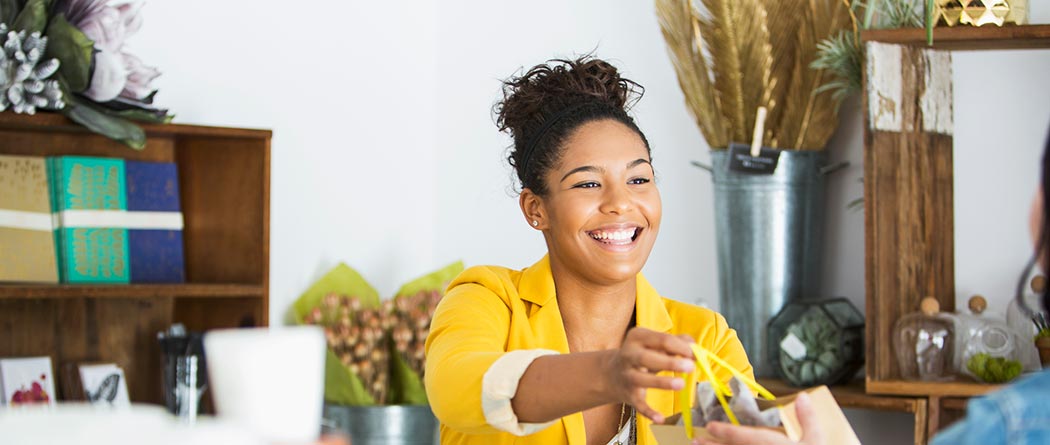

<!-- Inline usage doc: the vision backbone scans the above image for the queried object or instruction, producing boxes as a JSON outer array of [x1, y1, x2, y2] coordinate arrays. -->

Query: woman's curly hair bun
[[495, 56, 648, 195]]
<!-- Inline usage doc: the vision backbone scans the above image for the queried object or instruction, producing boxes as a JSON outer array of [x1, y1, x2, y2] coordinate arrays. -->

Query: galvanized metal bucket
[[323, 404, 438, 445], [708, 150, 833, 376]]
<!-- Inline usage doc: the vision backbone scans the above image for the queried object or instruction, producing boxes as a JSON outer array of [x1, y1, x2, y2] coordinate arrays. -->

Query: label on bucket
[[727, 143, 780, 175]]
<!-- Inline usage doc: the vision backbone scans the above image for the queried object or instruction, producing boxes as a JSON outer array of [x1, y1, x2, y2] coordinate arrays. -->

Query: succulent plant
[[0, 24, 63, 115], [779, 309, 845, 386]]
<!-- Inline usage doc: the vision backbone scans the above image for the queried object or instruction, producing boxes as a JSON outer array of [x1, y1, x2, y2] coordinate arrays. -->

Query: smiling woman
[[423, 56, 752, 445]]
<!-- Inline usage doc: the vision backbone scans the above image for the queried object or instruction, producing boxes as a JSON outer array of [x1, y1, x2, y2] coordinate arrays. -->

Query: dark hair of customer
[[494, 56, 651, 196], [1040, 130, 1050, 313], [1019, 128, 1050, 317]]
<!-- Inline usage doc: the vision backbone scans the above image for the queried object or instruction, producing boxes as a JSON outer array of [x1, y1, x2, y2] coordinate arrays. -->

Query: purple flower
[[120, 52, 159, 100], [54, 0, 160, 102]]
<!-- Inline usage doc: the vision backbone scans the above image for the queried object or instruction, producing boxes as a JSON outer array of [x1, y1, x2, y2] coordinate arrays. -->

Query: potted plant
[[294, 262, 463, 445], [1036, 329, 1050, 366]]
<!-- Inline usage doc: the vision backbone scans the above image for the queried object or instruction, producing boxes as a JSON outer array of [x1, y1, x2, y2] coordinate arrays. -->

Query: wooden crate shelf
[[0, 111, 270, 406], [862, 24, 1050, 50], [760, 378, 926, 413]]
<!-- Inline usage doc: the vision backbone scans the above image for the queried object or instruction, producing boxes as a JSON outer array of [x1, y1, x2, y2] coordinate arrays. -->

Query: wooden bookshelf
[[0, 112, 270, 406], [0, 284, 265, 299], [861, 24, 1050, 50]]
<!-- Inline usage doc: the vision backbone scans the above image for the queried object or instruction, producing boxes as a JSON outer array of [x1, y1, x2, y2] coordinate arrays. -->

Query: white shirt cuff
[[481, 349, 561, 436]]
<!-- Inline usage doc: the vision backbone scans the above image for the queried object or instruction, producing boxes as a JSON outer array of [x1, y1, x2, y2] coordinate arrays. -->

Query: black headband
[[520, 101, 605, 177]]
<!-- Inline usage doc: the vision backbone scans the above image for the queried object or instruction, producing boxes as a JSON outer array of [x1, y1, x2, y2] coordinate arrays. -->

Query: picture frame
[[0, 356, 57, 406], [78, 363, 130, 407]]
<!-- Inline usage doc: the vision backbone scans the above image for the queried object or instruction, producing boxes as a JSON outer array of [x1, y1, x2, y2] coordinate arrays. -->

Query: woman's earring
[[532, 220, 539, 227]]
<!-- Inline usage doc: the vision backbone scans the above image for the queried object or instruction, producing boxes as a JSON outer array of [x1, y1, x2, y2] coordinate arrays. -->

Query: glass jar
[[957, 295, 1037, 383], [1007, 275, 1048, 338], [893, 297, 955, 381], [766, 298, 864, 387]]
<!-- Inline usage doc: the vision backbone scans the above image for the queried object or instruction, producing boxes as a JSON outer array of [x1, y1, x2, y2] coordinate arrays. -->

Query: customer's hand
[[693, 392, 826, 445], [604, 327, 696, 423]]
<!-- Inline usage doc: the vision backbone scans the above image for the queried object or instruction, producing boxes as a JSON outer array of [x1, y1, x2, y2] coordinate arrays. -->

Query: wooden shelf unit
[[861, 24, 1050, 50], [0, 112, 271, 406], [859, 22, 1047, 444]]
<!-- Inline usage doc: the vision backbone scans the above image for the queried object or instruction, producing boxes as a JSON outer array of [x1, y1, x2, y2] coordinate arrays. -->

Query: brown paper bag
[[650, 386, 861, 445]]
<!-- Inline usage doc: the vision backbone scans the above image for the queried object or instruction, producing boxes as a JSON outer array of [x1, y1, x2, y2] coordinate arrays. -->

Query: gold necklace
[[613, 403, 628, 445]]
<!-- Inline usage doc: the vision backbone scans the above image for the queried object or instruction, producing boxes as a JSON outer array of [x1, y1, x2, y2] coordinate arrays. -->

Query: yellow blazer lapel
[[516, 256, 586, 445], [634, 274, 676, 445]]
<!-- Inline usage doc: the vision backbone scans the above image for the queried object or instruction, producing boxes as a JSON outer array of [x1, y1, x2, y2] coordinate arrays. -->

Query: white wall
[[131, 1, 1050, 444]]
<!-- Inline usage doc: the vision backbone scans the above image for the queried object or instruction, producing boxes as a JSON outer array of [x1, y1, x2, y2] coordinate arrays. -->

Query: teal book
[[49, 156, 129, 284]]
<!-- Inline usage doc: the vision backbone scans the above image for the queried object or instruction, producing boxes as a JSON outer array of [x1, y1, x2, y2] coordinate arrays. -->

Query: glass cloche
[[893, 297, 956, 381]]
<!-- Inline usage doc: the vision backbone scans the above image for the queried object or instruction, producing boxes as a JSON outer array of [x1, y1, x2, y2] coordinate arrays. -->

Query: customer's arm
[[697, 392, 826, 445]]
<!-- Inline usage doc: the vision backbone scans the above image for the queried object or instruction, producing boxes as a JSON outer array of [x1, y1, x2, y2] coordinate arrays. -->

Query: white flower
[[83, 49, 127, 102]]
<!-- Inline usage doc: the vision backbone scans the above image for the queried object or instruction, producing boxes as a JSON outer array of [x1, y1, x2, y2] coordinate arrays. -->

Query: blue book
[[125, 161, 185, 283]]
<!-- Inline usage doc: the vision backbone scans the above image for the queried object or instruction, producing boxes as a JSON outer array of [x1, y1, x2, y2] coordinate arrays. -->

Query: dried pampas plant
[[656, 0, 851, 150]]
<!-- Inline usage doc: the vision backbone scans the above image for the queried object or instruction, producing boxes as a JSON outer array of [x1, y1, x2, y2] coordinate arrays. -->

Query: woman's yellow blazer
[[424, 256, 753, 445]]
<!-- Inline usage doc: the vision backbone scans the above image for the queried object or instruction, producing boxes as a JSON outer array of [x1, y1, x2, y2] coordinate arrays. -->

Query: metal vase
[[324, 405, 439, 445], [709, 150, 829, 377]]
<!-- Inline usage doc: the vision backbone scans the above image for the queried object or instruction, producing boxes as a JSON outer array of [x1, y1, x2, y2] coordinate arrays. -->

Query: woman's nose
[[600, 183, 632, 215]]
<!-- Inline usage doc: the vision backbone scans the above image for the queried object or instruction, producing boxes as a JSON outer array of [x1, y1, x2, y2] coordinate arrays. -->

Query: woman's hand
[[604, 327, 697, 423], [693, 392, 826, 445]]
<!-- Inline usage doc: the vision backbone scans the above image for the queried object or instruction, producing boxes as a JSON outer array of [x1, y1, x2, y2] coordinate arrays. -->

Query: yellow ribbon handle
[[679, 343, 775, 434]]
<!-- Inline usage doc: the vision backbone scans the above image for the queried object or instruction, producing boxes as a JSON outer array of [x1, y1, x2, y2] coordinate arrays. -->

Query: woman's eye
[[573, 181, 600, 189], [629, 177, 651, 185]]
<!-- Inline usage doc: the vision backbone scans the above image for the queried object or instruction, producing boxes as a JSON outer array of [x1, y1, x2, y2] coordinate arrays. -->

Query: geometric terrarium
[[767, 298, 865, 387], [934, 0, 1029, 27]]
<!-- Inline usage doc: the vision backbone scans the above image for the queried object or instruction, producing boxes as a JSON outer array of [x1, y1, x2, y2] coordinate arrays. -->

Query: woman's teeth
[[589, 228, 637, 242]]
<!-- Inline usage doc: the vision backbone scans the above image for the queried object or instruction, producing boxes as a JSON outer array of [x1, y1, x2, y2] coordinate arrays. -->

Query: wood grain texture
[[0, 113, 270, 404], [0, 284, 265, 299], [759, 378, 925, 412], [865, 43, 956, 392], [179, 136, 268, 287], [926, 396, 942, 441], [174, 297, 264, 332], [866, 379, 1000, 397], [914, 398, 929, 445], [862, 24, 1050, 50]]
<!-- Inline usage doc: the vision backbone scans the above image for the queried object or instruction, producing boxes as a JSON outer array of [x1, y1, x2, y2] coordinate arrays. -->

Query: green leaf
[[0, 0, 23, 26], [45, 13, 94, 93], [393, 261, 464, 297], [107, 107, 175, 124], [388, 347, 428, 405], [62, 96, 147, 150], [292, 263, 381, 325], [324, 349, 376, 406], [926, 0, 935, 46], [11, 0, 46, 33]]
